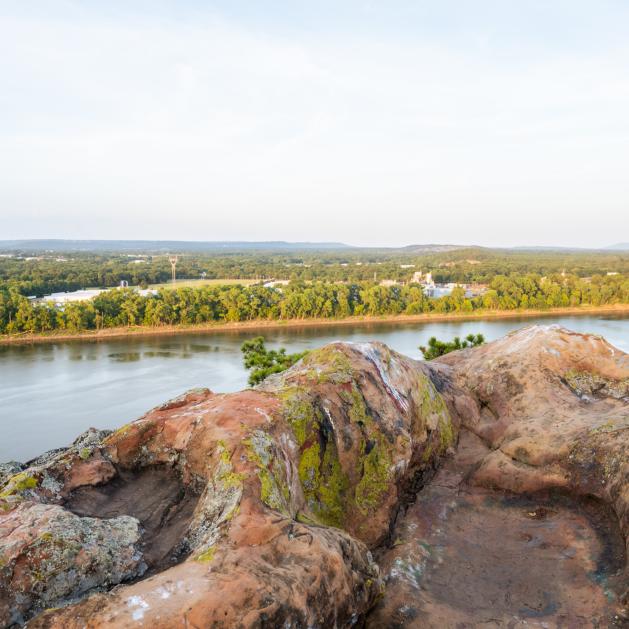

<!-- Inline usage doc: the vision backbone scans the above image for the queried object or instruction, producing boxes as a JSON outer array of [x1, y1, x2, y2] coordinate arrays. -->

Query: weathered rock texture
[[369, 432, 627, 627], [372, 326, 629, 627], [438, 326, 629, 551], [1, 342, 458, 627], [0, 326, 626, 628]]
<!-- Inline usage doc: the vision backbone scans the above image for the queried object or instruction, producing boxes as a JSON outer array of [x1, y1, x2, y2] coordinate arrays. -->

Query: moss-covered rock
[[279, 387, 316, 446], [355, 437, 392, 515], [297, 435, 349, 527], [5, 340, 468, 628], [196, 545, 216, 563], [299, 345, 354, 384], [0, 471, 39, 503], [244, 430, 292, 516]]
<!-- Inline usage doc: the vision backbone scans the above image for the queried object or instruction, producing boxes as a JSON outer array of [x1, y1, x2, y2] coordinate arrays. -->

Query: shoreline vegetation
[[2, 303, 628, 346]]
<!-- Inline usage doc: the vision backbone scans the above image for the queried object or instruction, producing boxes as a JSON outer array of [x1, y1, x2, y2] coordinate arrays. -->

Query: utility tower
[[169, 255, 178, 283]]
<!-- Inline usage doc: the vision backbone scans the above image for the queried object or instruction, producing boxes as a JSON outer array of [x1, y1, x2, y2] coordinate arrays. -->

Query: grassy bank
[[1, 304, 628, 346]]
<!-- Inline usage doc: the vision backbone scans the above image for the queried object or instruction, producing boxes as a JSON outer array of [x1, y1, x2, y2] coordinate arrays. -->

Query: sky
[[1, 1, 628, 248]]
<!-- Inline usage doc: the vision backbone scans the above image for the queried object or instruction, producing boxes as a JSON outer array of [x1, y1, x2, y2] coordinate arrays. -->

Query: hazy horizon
[[1, 237, 628, 251], [2, 1, 628, 248]]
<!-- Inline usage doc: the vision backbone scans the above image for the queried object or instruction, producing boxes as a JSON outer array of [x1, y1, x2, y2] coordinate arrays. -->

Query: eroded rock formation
[[1, 342, 459, 627], [372, 326, 629, 627], [0, 326, 627, 627]]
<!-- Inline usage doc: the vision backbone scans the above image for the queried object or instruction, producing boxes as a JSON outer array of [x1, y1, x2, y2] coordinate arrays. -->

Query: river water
[[1, 314, 628, 462]]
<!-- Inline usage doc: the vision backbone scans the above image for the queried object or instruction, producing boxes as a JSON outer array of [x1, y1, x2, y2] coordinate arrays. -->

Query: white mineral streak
[[502, 325, 557, 355], [323, 406, 336, 433], [255, 407, 273, 423], [352, 343, 409, 412]]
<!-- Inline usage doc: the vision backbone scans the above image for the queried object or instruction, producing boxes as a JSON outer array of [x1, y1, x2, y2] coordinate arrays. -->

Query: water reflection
[[1, 314, 628, 462], [188, 344, 214, 352], [108, 352, 142, 362], [143, 351, 177, 358]]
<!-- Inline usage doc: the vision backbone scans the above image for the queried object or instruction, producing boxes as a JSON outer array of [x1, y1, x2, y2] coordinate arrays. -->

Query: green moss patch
[[107, 423, 133, 440], [196, 546, 216, 562], [0, 471, 39, 500], [346, 386, 371, 426], [438, 413, 454, 453], [280, 387, 316, 446], [355, 437, 392, 515], [282, 389, 351, 527], [215, 442, 247, 490], [78, 447, 91, 460], [298, 436, 349, 527], [244, 431, 291, 515], [414, 374, 454, 455], [300, 346, 354, 384]]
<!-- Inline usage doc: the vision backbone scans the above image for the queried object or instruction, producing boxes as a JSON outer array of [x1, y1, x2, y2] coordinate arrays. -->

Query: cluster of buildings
[[408, 270, 487, 299], [31, 283, 157, 307]]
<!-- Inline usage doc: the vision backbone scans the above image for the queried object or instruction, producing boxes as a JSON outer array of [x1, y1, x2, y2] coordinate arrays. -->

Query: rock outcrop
[[439, 326, 629, 545], [1, 342, 459, 627], [0, 326, 627, 627], [372, 326, 629, 627]]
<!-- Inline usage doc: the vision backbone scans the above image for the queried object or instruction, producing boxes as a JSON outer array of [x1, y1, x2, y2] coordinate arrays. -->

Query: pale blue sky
[[1, 1, 628, 247]]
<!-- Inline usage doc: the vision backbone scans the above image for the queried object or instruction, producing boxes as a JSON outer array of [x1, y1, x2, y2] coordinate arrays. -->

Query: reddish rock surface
[[1, 342, 456, 627], [437, 326, 629, 548], [372, 326, 628, 627], [369, 430, 627, 627], [0, 326, 626, 628]]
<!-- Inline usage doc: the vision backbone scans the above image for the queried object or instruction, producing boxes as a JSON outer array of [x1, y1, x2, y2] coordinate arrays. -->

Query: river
[[1, 314, 628, 462]]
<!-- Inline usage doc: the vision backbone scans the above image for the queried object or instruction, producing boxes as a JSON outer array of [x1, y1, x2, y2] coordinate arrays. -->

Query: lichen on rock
[[0, 503, 144, 625], [565, 368, 629, 401], [244, 430, 292, 515]]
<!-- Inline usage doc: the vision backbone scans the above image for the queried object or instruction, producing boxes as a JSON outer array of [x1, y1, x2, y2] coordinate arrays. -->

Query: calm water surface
[[1, 315, 628, 461]]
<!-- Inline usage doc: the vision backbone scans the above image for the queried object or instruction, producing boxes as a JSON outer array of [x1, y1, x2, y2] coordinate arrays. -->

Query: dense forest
[[1, 273, 627, 335], [1, 247, 628, 297]]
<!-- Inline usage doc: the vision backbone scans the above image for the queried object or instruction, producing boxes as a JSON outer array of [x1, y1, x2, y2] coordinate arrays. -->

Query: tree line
[[1, 272, 628, 336], [2, 248, 628, 297]]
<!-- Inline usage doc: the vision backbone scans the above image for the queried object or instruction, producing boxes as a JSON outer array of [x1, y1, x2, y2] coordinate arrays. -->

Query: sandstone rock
[[372, 325, 629, 627], [0, 503, 143, 626], [437, 325, 629, 544], [1, 342, 456, 627], [0, 328, 626, 628]]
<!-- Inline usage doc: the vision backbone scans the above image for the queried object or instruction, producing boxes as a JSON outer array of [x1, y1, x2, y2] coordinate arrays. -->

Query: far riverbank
[[2, 303, 629, 346]]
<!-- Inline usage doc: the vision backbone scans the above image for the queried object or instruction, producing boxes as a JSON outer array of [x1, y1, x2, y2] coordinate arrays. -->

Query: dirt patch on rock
[[65, 465, 200, 573], [369, 433, 627, 628]]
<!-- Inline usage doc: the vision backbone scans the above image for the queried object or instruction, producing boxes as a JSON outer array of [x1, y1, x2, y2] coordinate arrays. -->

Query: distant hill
[[0, 240, 354, 254], [396, 244, 466, 254], [0, 239, 473, 255], [4, 239, 620, 255]]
